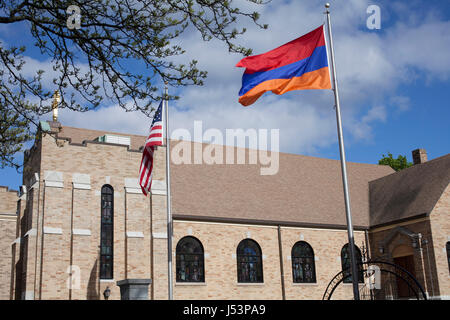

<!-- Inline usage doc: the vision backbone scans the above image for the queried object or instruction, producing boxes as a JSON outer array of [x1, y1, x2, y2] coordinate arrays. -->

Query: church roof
[[369, 153, 450, 228], [169, 141, 394, 229]]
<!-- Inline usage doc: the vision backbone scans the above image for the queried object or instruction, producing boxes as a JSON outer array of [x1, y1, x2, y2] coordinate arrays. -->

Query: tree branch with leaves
[[378, 152, 413, 171], [0, 0, 269, 170]]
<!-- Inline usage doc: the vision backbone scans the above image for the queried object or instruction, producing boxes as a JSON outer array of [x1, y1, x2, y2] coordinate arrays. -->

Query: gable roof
[[369, 153, 450, 227], [170, 141, 394, 229]]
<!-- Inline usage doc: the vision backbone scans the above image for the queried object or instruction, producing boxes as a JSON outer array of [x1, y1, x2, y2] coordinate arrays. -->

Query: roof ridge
[[56, 124, 147, 138], [421, 152, 450, 163], [370, 152, 450, 183]]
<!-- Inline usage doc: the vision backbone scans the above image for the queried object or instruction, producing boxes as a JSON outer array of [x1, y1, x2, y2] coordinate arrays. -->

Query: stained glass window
[[237, 239, 263, 283], [341, 243, 364, 283], [100, 185, 113, 279], [446, 242, 450, 274], [176, 236, 205, 282], [292, 241, 316, 283]]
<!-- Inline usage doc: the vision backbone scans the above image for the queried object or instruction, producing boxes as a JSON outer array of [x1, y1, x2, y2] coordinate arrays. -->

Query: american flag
[[139, 100, 164, 196]]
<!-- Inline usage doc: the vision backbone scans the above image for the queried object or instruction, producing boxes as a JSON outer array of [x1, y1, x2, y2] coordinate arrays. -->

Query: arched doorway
[[392, 244, 416, 298]]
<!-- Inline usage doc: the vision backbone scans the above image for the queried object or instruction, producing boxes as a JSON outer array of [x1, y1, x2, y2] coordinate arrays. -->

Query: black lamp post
[[103, 286, 111, 300]]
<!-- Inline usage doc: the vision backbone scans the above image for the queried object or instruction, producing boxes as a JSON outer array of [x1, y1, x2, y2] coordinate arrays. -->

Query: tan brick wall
[[281, 227, 366, 300], [40, 186, 71, 299], [70, 187, 99, 299], [0, 187, 18, 300], [369, 218, 440, 298], [172, 221, 282, 299], [125, 192, 151, 279], [0, 213, 17, 300], [429, 183, 450, 298], [32, 131, 155, 300], [11, 131, 42, 300], [170, 221, 366, 300], [11, 196, 26, 300], [23, 186, 39, 300], [0, 186, 17, 212]]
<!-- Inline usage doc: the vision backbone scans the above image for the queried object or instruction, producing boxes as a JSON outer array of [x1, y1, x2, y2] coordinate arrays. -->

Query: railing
[[323, 260, 427, 300]]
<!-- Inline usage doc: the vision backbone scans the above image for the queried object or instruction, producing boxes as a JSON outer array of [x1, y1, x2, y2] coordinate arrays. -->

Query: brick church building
[[0, 116, 449, 300]]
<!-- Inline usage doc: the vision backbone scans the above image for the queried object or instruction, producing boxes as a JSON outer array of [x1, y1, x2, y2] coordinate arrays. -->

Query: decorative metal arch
[[322, 260, 427, 300]]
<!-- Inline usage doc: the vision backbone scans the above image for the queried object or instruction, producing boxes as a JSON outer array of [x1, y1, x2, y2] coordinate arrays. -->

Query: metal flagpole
[[164, 82, 174, 300], [324, 3, 360, 300]]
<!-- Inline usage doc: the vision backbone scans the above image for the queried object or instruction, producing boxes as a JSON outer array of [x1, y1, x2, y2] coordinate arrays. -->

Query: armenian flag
[[236, 25, 331, 106]]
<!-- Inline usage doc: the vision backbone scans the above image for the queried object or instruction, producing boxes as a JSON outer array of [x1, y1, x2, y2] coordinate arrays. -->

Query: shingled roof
[[369, 153, 450, 227], [169, 141, 394, 229], [49, 124, 397, 229]]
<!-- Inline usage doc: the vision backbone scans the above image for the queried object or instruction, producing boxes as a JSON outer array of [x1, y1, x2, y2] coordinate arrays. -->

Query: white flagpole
[[324, 3, 360, 300], [164, 82, 174, 300]]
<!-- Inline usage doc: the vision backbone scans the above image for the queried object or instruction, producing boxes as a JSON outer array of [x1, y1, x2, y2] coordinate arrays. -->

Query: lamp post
[[103, 286, 111, 300]]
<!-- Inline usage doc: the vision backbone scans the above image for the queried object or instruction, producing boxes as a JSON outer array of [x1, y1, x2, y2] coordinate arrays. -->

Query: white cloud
[[346, 105, 386, 142], [362, 105, 387, 124], [55, 103, 150, 136], [390, 96, 410, 112], [387, 20, 450, 81]]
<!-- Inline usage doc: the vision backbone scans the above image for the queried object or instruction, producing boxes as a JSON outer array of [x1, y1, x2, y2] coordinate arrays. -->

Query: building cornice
[[50, 135, 144, 153], [172, 214, 369, 231], [369, 214, 429, 232]]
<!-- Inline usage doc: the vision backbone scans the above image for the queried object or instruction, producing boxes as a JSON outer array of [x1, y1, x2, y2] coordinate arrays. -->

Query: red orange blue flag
[[236, 25, 331, 106]]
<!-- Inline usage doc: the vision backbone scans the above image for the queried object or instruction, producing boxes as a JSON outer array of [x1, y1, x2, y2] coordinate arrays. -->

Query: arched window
[[447, 242, 450, 274], [100, 185, 114, 279], [341, 243, 364, 283], [176, 236, 205, 282], [292, 241, 316, 283], [237, 239, 263, 283]]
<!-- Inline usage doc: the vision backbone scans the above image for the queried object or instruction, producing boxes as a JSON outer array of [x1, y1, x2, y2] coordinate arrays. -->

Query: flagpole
[[164, 82, 174, 300], [324, 3, 360, 300]]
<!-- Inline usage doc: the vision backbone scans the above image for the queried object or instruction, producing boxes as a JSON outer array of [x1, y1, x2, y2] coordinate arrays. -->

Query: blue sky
[[1, 0, 449, 191]]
